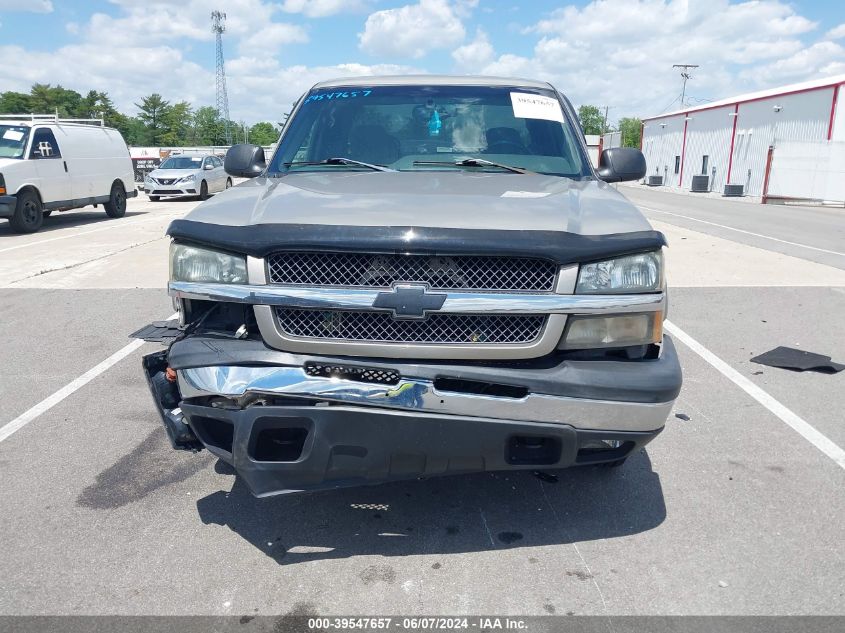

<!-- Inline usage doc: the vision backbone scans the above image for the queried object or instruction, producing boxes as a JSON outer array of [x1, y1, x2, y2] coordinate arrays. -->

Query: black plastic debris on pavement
[[129, 320, 183, 343], [675, 413, 691, 421], [750, 346, 845, 374], [533, 470, 559, 484]]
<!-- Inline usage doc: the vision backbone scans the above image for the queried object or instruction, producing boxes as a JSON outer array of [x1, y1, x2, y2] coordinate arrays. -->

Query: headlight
[[178, 174, 196, 183], [170, 243, 247, 284], [558, 313, 663, 350], [576, 251, 663, 294], [144, 175, 153, 183]]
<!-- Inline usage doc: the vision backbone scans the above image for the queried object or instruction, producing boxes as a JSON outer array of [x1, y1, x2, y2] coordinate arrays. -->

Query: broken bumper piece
[[142, 336, 680, 496]]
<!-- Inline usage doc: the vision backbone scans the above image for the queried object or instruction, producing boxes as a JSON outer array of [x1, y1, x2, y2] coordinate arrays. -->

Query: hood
[[184, 171, 651, 236], [149, 168, 198, 180], [0, 157, 23, 171]]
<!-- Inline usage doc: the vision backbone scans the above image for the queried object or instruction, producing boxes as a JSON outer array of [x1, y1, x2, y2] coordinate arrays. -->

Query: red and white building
[[640, 74, 845, 201]]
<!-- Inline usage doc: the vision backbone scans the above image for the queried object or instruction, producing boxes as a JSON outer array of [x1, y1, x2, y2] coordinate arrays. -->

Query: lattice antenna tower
[[212, 10, 232, 144]]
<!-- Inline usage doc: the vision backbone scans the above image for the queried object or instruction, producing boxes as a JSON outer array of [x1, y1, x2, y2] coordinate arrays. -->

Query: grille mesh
[[267, 252, 556, 291], [277, 309, 545, 344], [304, 363, 400, 385]]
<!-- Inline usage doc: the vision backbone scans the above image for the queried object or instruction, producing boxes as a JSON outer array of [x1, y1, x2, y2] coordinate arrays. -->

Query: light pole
[[672, 64, 699, 107]]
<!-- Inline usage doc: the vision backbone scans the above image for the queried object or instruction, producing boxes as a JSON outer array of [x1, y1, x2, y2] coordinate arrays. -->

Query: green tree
[[121, 117, 147, 146], [135, 93, 172, 145], [28, 83, 84, 117], [192, 106, 224, 145], [618, 117, 643, 148], [0, 91, 32, 113], [161, 101, 193, 145], [577, 105, 606, 135], [249, 121, 280, 145]]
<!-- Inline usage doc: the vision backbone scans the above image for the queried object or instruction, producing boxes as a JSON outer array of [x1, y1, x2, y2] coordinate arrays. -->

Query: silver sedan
[[144, 154, 231, 201]]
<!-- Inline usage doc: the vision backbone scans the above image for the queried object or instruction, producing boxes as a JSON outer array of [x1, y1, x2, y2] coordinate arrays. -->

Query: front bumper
[[142, 334, 680, 496], [0, 194, 15, 218], [145, 185, 197, 197]]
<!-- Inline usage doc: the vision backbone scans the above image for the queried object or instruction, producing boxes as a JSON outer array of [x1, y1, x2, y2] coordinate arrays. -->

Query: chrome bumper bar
[[168, 281, 665, 315], [178, 365, 673, 432]]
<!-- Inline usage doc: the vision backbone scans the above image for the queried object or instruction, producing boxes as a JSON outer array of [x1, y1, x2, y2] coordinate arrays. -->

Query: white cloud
[[452, 28, 494, 69], [474, 0, 842, 120], [98, 0, 285, 45], [281, 0, 372, 18], [5, 0, 843, 127], [0, 0, 53, 12], [743, 41, 845, 84], [223, 59, 423, 122], [0, 42, 213, 115], [359, 0, 467, 59], [238, 22, 309, 54]]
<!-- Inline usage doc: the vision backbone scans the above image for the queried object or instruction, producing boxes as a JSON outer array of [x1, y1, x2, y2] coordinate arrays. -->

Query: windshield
[[159, 156, 205, 169], [269, 85, 588, 177], [0, 125, 30, 159]]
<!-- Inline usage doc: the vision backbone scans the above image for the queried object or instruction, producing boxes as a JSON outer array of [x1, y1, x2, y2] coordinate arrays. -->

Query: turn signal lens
[[558, 313, 662, 350]]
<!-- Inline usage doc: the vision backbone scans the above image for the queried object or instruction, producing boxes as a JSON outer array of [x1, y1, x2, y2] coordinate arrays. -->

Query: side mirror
[[203, 163, 214, 170], [224, 144, 266, 178], [597, 147, 647, 183]]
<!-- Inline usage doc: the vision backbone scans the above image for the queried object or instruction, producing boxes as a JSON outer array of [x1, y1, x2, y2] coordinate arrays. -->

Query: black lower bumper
[[181, 401, 661, 497], [141, 331, 679, 496], [143, 348, 662, 496]]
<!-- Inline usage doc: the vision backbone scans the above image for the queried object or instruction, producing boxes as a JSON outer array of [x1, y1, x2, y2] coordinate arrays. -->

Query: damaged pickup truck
[[139, 75, 682, 497]]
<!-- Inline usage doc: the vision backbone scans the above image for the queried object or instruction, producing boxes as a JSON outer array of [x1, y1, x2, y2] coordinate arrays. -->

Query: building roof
[[643, 73, 845, 121], [313, 75, 553, 90]]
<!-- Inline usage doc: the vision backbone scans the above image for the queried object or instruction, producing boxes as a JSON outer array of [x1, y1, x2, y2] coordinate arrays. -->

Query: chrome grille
[[276, 309, 545, 344], [267, 252, 556, 291]]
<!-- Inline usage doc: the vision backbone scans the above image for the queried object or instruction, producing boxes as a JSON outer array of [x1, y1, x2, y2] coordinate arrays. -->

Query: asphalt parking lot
[[0, 185, 843, 616]]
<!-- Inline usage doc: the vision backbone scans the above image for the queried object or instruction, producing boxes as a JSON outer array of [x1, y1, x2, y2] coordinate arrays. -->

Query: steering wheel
[[486, 140, 529, 155]]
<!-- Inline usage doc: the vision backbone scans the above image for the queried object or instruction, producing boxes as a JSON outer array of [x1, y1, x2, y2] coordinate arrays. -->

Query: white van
[[0, 115, 137, 233]]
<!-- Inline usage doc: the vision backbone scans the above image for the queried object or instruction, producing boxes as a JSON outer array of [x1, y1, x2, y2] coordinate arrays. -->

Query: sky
[[0, 0, 843, 125]]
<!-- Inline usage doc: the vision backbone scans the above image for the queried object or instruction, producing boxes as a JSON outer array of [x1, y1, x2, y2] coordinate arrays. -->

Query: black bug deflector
[[167, 220, 667, 264]]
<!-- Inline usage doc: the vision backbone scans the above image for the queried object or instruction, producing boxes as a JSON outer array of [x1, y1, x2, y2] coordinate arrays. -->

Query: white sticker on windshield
[[510, 92, 563, 122], [191, 156, 201, 161], [3, 130, 24, 141]]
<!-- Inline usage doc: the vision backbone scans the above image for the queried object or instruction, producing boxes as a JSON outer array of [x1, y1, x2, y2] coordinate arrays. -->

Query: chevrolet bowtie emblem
[[372, 284, 447, 319]]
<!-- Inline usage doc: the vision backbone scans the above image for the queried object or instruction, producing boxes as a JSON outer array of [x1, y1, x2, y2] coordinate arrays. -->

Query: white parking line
[[665, 320, 845, 471], [0, 211, 182, 255], [0, 313, 177, 444], [639, 206, 845, 258]]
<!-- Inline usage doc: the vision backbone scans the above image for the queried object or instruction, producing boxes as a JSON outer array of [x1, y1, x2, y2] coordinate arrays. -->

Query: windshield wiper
[[412, 157, 530, 174], [284, 157, 394, 172]]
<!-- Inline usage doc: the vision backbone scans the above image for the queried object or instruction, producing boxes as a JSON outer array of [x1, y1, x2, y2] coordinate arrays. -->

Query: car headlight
[[178, 174, 196, 183], [170, 243, 247, 284], [576, 251, 663, 294]]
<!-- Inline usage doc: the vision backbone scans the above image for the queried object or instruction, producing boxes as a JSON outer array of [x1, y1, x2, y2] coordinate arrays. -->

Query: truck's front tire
[[104, 182, 127, 218], [10, 190, 44, 234]]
